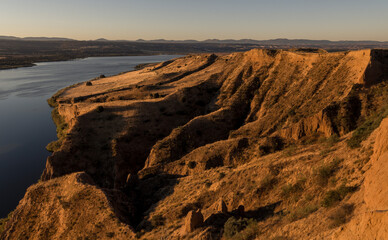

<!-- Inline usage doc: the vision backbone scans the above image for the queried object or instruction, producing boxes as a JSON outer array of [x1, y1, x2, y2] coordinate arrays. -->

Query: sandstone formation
[[2, 48, 388, 239], [184, 210, 204, 233], [218, 200, 228, 213]]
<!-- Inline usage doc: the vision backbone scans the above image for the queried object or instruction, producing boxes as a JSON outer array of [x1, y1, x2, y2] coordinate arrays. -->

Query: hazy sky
[[1, 0, 387, 41]]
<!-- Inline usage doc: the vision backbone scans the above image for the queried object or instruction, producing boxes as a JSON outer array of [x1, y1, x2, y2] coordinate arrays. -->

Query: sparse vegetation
[[223, 217, 258, 240], [0, 212, 13, 235], [282, 144, 297, 157], [328, 204, 354, 227], [260, 175, 277, 192], [7, 48, 388, 239], [321, 185, 357, 207], [347, 104, 388, 148], [259, 136, 284, 156], [326, 134, 340, 147], [281, 178, 306, 198], [46, 108, 68, 152], [46, 140, 63, 152], [289, 204, 318, 221], [85, 81, 92, 86], [314, 158, 342, 186]]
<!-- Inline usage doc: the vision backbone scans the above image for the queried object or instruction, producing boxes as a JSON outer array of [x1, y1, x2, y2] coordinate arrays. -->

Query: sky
[[0, 0, 387, 41]]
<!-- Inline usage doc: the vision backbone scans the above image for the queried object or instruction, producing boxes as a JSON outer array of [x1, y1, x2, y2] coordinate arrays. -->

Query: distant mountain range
[[0, 36, 74, 41], [1, 35, 387, 70], [135, 38, 388, 45], [1, 35, 387, 45]]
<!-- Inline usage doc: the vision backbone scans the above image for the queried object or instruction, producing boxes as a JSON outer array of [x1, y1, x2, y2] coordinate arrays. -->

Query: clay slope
[[2, 48, 388, 239]]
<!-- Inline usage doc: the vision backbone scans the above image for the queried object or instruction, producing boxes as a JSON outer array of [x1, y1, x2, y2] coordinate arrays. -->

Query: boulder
[[184, 209, 204, 233], [218, 199, 228, 213]]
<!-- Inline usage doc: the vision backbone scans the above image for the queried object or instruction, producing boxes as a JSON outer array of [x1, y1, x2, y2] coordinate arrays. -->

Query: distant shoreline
[[0, 53, 163, 70]]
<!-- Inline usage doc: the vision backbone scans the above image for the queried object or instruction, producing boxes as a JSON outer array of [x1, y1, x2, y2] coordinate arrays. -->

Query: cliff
[[2, 49, 388, 239]]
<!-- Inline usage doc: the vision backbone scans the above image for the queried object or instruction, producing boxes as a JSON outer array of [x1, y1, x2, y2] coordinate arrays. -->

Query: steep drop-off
[[2, 49, 388, 239]]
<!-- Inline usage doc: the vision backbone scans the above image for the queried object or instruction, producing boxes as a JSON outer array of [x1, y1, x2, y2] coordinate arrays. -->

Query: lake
[[0, 55, 181, 218]]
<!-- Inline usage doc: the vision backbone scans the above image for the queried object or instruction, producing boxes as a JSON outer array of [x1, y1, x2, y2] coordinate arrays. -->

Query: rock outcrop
[[184, 210, 204, 233], [218, 200, 228, 213]]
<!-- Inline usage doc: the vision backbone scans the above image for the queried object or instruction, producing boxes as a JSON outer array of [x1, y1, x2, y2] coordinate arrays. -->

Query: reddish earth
[[1, 48, 388, 239]]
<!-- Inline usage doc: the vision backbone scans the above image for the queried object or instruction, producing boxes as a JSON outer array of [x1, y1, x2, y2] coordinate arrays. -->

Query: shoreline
[[0, 55, 174, 224], [0, 53, 170, 71]]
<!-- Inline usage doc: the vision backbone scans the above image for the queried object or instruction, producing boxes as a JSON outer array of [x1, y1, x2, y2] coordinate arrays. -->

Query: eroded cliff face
[[332, 118, 388, 240], [2, 49, 388, 239]]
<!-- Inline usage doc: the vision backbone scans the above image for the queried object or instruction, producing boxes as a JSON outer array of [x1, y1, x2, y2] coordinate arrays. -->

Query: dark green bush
[[289, 204, 318, 221], [281, 178, 305, 198], [314, 158, 342, 186], [46, 108, 68, 152], [46, 139, 63, 152], [321, 185, 357, 207], [347, 105, 388, 148], [223, 217, 258, 240]]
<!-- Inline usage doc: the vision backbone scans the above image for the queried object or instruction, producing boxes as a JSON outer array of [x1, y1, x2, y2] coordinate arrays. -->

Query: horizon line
[[1, 35, 388, 43]]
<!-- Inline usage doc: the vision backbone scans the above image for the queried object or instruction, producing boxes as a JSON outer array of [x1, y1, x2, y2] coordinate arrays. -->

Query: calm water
[[0, 55, 180, 218]]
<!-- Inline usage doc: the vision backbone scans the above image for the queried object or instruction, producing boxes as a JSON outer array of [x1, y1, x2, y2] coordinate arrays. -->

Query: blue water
[[0, 55, 181, 218]]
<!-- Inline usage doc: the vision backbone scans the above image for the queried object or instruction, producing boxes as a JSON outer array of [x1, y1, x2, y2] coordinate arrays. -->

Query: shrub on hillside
[[281, 178, 306, 198], [314, 158, 342, 186], [321, 185, 357, 207], [289, 204, 318, 221], [328, 204, 354, 227], [223, 217, 258, 240], [347, 104, 388, 148], [258, 136, 284, 156]]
